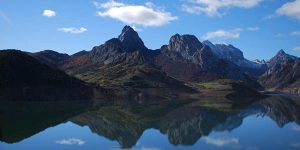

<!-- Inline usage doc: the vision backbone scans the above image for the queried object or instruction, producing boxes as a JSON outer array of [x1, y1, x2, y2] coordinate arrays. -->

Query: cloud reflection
[[203, 137, 239, 147], [56, 138, 85, 145]]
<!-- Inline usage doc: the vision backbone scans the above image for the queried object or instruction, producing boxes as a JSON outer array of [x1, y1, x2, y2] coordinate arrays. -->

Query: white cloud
[[291, 31, 300, 37], [58, 27, 87, 34], [140, 147, 161, 150], [247, 27, 260, 31], [43, 9, 56, 18], [94, 0, 177, 27], [201, 28, 243, 40], [293, 46, 300, 51], [182, 0, 262, 17], [131, 25, 142, 32], [56, 138, 85, 145], [276, 0, 300, 20], [203, 137, 239, 147]]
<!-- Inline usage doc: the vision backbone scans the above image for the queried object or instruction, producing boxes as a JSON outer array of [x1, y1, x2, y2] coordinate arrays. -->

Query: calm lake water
[[1, 95, 300, 150]]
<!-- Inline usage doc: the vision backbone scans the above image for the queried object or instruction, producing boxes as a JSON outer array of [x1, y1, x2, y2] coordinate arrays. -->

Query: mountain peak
[[120, 25, 135, 36], [277, 49, 286, 55], [168, 34, 203, 54], [268, 49, 297, 68], [118, 25, 147, 52], [273, 49, 296, 59]]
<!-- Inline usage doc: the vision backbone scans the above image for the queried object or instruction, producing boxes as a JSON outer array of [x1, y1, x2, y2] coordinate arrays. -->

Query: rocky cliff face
[[89, 26, 151, 65], [203, 40, 268, 76], [28, 25, 300, 92], [118, 25, 148, 52], [156, 34, 245, 82], [59, 26, 187, 88], [259, 50, 299, 93]]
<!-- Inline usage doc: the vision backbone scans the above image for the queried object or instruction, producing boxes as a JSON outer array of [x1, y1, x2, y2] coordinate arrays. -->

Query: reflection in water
[[0, 101, 93, 143], [0, 95, 300, 149]]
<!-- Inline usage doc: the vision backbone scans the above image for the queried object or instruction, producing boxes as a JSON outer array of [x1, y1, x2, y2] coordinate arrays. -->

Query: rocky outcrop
[[259, 50, 299, 93], [203, 40, 268, 76], [61, 26, 187, 88], [156, 34, 245, 82]]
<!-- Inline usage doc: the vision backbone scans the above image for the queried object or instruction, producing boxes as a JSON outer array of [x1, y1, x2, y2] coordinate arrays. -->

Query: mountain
[[266, 49, 297, 71], [155, 34, 245, 82], [259, 50, 300, 94], [0, 50, 83, 87], [61, 26, 186, 88], [253, 59, 266, 64], [30, 50, 70, 68], [0, 50, 94, 101], [22, 26, 268, 93], [23, 26, 265, 92], [203, 40, 268, 76]]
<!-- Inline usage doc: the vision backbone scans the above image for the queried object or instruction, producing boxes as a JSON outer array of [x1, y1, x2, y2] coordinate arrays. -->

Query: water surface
[[1, 95, 300, 150]]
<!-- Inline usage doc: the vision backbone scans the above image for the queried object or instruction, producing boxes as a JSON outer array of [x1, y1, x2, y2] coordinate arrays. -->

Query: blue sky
[[0, 0, 299, 60]]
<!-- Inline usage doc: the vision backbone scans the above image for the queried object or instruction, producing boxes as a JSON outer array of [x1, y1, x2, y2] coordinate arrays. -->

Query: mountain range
[[1, 25, 299, 97]]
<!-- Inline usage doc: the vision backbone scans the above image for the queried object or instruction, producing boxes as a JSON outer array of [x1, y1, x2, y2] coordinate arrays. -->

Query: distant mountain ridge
[[203, 40, 268, 76], [3, 25, 299, 94], [60, 26, 254, 85], [156, 34, 245, 82]]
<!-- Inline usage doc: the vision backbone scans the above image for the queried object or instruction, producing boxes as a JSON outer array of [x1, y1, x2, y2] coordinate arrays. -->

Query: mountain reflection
[[1, 95, 300, 148], [71, 95, 300, 148]]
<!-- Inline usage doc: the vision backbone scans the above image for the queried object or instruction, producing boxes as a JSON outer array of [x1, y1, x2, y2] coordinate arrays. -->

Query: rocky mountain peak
[[118, 25, 147, 52], [277, 49, 286, 56], [266, 49, 297, 74], [168, 34, 203, 55], [206, 42, 244, 62], [271, 49, 297, 63]]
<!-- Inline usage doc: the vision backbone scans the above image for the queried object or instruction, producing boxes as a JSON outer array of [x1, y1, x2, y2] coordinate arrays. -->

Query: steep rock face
[[259, 50, 300, 93], [61, 26, 186, 88], [167, 34, 203, 59], [203, 40, 268, 76], [118, 25, 148, 52], [156, 34, 244, 82], [266, 49, 297, 72], [203, 41, 244, 62], [88, 26, 150, 65]]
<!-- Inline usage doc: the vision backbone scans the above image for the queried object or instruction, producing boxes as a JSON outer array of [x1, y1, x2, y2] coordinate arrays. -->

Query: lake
[[0, 95, 300, 150]]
